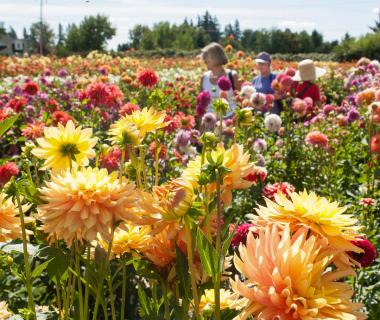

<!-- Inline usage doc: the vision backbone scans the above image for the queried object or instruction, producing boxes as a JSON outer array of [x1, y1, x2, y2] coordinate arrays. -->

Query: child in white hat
[[292, 59, 326, 106]]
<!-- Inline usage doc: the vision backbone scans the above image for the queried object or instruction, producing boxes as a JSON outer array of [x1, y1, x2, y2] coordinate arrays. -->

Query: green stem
[[139, 145, 148, 191], [33, 158, 40, 188], [214, 171, 222, 320], [128, 146, 142, 189], [119, 147, 126, 183], [233, 121, 239, 144], [63, 253, 74, 320], [154, 141, 160, 186], [92, 224, 116, 320], [15, 192, 36, 320], [160, 277, 170, 320], [107, 276, 116, 320], [121, 263, 127, 320], [83, 245, 91, 320], [75, 241, 84, 320], [184, 219, 200, 320], [219, 111, 223, 144]]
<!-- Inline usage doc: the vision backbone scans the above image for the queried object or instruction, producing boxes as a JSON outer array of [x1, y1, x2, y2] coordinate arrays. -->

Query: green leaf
[[196, 228, 219, 279], [37, 246, 68, 285], [31, 258, 53, 280], [0, 115, 18, 138]]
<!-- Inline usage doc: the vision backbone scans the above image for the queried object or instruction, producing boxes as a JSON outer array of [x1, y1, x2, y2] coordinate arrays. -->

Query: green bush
[[335, 32, 380, 61]]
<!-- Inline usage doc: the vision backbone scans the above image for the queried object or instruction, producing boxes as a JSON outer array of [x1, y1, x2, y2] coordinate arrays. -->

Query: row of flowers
[[0, 53, 378, 319]]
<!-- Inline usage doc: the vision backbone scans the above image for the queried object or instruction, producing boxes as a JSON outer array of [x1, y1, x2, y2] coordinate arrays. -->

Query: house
[[0, 34, 30, 55]]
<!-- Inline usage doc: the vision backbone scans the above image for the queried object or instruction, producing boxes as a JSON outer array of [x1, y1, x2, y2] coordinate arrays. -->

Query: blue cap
[[255, 52, 271, 64]]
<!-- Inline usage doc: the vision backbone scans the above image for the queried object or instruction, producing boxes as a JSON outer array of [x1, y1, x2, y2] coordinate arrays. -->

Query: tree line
[[2, 11, 380, 59]]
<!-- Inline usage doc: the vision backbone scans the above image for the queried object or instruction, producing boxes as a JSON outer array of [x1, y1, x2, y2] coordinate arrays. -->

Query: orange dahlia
[[254, 190, 362, 269], [0, 192, 31, 242], [232, 224, 367, 320], [144, 226, 177, 268], [182, 144, 261, 206], [38, 167, 139, 246]]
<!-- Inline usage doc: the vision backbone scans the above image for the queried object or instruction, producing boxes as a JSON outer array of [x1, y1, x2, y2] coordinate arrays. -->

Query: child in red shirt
[[292, 59, 326, 105]]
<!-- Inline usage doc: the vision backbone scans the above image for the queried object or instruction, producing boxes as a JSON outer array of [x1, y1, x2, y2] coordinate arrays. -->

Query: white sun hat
[[292, 59, 326, 82]]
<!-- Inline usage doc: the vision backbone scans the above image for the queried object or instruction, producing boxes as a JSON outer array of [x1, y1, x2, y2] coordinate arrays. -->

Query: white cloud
[[373, 7, 380, 14]]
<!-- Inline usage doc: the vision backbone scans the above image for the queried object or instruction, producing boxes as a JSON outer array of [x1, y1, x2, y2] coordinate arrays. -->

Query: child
[[199, 42, 240, 117], [292, 59, 326, 106]]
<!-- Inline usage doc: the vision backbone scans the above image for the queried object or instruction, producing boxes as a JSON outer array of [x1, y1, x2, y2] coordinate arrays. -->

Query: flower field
[[0, 50, 379, 320]]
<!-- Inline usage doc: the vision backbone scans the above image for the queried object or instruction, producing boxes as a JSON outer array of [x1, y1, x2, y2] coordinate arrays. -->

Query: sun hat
[[292, 59, 326, 82], [255, 52, 271, 64]]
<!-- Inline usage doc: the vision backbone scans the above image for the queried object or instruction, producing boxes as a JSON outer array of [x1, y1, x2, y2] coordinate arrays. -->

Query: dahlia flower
[[359, 198, 376, 206], [264, 114, 282, 133], [32, 120, 98, 172], [349, 236, 377, 268], [21, 121, 45, 140], [232, 224, 367, 320], [137, 69, 159, 87], [23, 81, 39, 95], [240, 85, 256, 99], [99, 222, 151, 257], [0, 162, 19, 186], [197, 289, 244, 315], [262, 182, 295, 201], [217, 76, 232, 91], [0, 301, 12, 319], [230, 223, 257, 248], [371, 133, 380, 155], [182, 144, 261, 206], [0, 192, 31, 242], [252, 138, 267, 153], [124, 107, 167, 139], [144, 227, 176, 267], [254, 190, 363, 267], [108, 116, 141, 147], [38, 167, 139, 246], [305, 130, 329, 149]]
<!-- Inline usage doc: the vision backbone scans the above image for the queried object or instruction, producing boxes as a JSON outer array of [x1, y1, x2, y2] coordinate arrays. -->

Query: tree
[[0, 22, 5, 36], [311, 30, 323, 52], [65, 15, 115, 53], [29, 21, 55, 54], [8, 26, 17, 39], [370, 13, 380, 32], [233, 19, 241, 40], [57, 23, 65, 46], [197, 11, 220, 42], [129, 25, 151, 49]]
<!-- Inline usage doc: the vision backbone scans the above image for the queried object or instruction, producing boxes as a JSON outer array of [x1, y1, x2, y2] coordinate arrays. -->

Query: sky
[[1, 0, 380, 49]]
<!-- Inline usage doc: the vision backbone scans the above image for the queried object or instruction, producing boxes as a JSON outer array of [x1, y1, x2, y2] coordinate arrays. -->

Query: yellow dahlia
[[38, 167, 139, 246], [32, 120, 98, 172], [197, 289, 244, 314], [126, 107, 167, 139], [0, 192, 31, 242], [0, 301, 12, 319], [255, 190, 362, 264], [182, 143, 261, 206], [232, 224, 367, 320], [108, 116, 141, 147], [99, 222, 151, 257]]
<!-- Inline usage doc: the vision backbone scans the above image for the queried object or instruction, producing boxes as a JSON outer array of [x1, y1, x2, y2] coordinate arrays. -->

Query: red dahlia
[[0, 162, 19, 186], [23, 82, 39, 95], [137, 69, 158, 88], [263, 182, 296, 201]]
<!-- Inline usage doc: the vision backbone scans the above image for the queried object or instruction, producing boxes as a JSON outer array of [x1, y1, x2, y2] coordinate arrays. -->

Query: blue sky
[[1, 0, 380, 49]]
